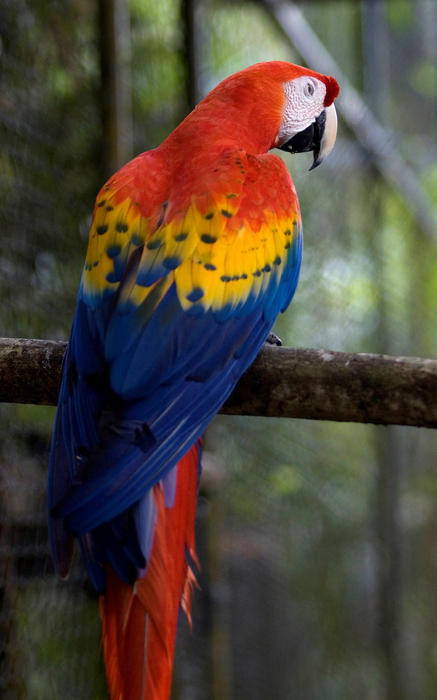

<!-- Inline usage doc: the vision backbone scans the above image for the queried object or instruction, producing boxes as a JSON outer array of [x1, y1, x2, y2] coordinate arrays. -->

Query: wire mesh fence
[[1, 0, 437, 698]]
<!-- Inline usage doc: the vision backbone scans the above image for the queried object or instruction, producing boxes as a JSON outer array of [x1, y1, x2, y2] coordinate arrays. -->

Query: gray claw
[[265, 332, 282, 347]]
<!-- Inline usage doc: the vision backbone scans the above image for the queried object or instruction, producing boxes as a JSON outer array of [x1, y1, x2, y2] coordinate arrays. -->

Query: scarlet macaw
[[48, 61, 339, 699]]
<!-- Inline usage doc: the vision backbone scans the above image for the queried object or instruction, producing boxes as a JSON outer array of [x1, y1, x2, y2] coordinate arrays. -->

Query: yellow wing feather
[[82, 155, 300, 319], [83, 192, 299, 317]]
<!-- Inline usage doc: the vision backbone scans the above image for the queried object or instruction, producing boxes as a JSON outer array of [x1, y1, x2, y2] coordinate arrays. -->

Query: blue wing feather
[[48, 152, 303, 590]]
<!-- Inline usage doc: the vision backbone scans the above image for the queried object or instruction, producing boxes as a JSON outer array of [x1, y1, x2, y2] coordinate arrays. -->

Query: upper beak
[[310, 103, 337, 170], [278, 102, 338, 171]]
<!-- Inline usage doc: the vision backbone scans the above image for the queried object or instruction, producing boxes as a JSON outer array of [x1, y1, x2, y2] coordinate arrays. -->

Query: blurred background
[[1, 0, 437, 698]]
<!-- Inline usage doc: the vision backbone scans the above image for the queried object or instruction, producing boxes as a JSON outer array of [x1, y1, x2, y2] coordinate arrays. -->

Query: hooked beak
[[278, 102, 338, 171]]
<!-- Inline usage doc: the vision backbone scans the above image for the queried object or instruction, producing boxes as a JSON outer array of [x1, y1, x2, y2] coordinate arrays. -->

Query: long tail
[[99, 441, 201, 699]]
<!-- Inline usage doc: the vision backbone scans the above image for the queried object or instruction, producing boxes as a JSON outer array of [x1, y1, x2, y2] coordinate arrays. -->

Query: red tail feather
[[100, 442, 200, 699]]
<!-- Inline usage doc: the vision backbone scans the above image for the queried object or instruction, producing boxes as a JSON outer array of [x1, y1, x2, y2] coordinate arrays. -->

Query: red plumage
[[100, 441, 200, 699]]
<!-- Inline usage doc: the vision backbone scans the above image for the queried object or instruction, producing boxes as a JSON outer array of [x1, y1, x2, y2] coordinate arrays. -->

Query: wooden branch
[[0, 338, 436, 428], [0, 338, 66, 406], [222, 346, 437, 428]]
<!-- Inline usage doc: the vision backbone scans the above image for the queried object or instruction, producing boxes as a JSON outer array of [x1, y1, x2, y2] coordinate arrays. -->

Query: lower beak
[[278, 102, 338, 171]]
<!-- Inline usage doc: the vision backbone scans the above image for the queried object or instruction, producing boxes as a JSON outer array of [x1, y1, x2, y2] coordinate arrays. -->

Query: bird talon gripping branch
[[266, 332, 283, 346]]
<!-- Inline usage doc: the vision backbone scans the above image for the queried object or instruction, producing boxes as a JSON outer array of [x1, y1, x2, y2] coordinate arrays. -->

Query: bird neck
[[160, 80, 283, 160]]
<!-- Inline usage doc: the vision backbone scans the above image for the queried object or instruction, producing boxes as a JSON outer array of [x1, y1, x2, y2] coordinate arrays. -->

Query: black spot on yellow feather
[[226, 193, 238, 199], [174, 232, 188, 241], [97, 225, 108, 235], [221, 275, 231, 282], [201, 234, 216, 244], [221, 209, 233, 218], [273, 256, 281, 265], [131, 233, 143, 246], [284, 229, 292, 237], [285, 242, 291, 250], [204, 212, 214, 220], [147, 239, 162, 250], [107, 245, 121, 258], [186, 287, 204, 302], [116, 222, 128, 233], [97, 199, 106, 207], [163, 256, 180, 270], [106, 205, 114, 212], [204, 263, 216, 271]]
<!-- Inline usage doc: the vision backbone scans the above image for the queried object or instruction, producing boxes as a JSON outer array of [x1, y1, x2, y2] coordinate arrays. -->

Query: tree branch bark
[[263, 0, 437, 240], [0, 338, 436, 428]]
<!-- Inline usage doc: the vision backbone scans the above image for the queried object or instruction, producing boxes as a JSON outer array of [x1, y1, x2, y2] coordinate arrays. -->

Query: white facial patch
[[277, 76, 327, 146]]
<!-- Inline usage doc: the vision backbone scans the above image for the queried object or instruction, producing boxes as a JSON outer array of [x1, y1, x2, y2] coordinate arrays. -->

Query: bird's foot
[[265, 332, 282, 347]]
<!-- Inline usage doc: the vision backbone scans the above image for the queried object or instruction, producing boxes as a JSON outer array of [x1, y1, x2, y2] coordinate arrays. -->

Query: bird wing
[[48, 145, 302, 581]]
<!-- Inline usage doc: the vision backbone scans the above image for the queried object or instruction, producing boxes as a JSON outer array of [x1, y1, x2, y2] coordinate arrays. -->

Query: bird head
[[165, 62, 339, 171], [275, 68, 339, 170], [204, 61, 340, 168]]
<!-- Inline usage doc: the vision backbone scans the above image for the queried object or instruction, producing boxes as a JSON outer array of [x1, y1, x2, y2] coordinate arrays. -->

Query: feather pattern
[[48, 140, 302, 698], [100, 442, 200, 700], [47, 60, 338, 699], [49, 146, 302, 550]]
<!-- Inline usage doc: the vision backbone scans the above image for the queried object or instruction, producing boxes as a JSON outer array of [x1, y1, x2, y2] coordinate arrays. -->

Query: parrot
[[48, 61, 339, 699]]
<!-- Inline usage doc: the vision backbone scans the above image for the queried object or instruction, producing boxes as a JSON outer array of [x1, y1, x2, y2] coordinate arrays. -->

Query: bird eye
[[304, 81, 315, 98]]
